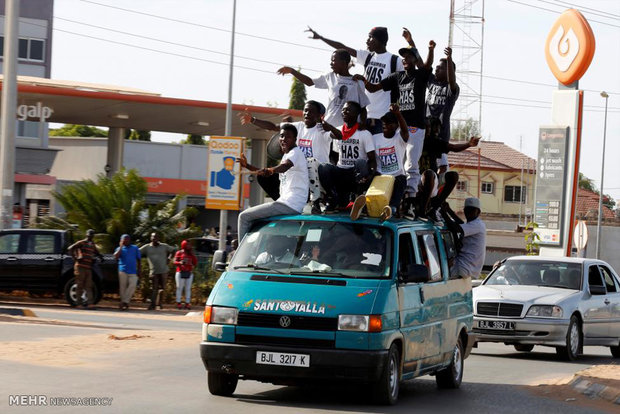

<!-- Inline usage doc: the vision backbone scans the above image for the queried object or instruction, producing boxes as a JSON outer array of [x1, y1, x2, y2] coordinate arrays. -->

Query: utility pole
[[219, 0, 237, 251], [0, 0, 20, 230]]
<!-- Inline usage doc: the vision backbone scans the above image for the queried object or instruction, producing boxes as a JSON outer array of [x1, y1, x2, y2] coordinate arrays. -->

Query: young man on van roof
[[305, 26, 405, 134], [237, 124, 309, 241], [277, 50, 369, 128], [319, 101, 376, 213]]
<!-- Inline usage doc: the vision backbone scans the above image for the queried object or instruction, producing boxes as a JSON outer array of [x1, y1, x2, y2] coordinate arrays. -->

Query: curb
[[0, 307, 37, 317], [570, 375, 620, 405]]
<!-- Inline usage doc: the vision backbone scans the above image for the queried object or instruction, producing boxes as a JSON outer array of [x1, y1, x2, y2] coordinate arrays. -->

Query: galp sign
[[545, 9, 595, 85], [17, 102, 53, 122]]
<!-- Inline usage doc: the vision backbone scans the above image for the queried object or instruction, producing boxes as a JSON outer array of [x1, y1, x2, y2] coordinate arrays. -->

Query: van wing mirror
[[589, 284, 606, 295], [400, 264, 430, 284], [212, 250, 227, 272]]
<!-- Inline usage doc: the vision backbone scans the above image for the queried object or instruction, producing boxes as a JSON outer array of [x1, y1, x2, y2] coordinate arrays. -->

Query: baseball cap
[[86, 229, 95, 236], [464, 197, 481, 209], [380, 111, 398, 124], [369, 27, 388, 44], [398, 46, 418, 57], [120, 234, 130, 241]]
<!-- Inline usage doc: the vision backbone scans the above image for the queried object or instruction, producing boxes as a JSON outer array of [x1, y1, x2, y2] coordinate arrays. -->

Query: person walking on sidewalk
[[174, 240, 197, 310], [114, 234, 141, 311], [67, 229, 103, 308], [140, 233, 175, 310]]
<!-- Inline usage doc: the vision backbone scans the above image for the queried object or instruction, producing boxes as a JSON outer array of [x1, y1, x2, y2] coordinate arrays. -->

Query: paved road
[[0, 304, 615, 413]]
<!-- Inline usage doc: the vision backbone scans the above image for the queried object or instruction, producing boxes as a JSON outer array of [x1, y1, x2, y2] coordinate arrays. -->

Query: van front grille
[[237, 312, 337, 331], [235, 334, 335, 349]]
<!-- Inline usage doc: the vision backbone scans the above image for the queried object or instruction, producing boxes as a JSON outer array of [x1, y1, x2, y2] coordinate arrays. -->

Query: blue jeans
[[175, 272, 194, 303]]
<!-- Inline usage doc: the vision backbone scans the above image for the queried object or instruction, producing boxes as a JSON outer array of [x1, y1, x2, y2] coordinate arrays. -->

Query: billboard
[[534, 126, 569, 246], [205, 136, 244, 210]]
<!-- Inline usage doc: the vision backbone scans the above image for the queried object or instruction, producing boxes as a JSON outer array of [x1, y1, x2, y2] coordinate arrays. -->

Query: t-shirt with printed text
[[312, 72, 370, 127], [334, 128, 375, 169], [287, 121, 332, 164], [277, 146, 309, 212], [426, 74, 460, 142], [380, 69, 430, 129], [373, 130, 407, 176], [356, 49, 404, 119]]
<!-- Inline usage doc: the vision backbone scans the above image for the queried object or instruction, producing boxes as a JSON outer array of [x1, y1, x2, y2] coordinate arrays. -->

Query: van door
[[396, 230, 427, 373], [415, 231, 448, 365]]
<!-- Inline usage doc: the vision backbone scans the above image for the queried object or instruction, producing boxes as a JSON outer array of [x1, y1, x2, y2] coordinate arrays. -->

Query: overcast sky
[[50, 0, 620, 202]]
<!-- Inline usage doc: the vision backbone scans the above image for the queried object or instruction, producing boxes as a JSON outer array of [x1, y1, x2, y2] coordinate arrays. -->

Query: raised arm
[[237, 154, 260, 172], [305, 26, 356, 57], [277, 66, 314, 86], [445, 47, 457, 92], [320, 119, 342, 140], [424, 40, 435, 70], [238, 108, 279, 131], [257, 159, 294, 178], [447, 136, 480, 153], [402, 27, 417, 48], [391, 104, 409, 142]]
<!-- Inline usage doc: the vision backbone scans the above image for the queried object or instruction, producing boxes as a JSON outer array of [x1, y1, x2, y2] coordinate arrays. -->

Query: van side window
[[440, 231, 456, 261], [599, 266, 618, 293], [416, 233, 442, 282], [398, 233, 415, 276]]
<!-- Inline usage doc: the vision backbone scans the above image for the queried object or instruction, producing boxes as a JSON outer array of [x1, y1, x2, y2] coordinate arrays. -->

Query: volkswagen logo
[[279, 316, 291, 328]]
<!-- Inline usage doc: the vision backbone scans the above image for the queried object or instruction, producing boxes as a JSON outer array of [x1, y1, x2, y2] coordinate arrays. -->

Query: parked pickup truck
[[0, 229, 118, 306]]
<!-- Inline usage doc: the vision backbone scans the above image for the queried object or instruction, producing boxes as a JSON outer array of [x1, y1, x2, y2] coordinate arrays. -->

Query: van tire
[[63, 276, 101, 306], [372, 344, 400, 405], [207, 372, 238, 396], [436, 336, 464, 389]]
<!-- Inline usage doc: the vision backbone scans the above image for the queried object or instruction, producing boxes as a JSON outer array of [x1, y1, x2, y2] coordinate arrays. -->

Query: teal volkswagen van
[[200, 214, 473, 404]]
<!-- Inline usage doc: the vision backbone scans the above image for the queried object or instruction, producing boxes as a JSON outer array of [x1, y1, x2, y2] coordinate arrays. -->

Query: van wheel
[[514, 344, 534, 352], [207, 372, 238, 396], [556, 315, 581, 361], [372, 344, 400, 405], [436, 336, 464, 389], [64, 277, 101, 306]]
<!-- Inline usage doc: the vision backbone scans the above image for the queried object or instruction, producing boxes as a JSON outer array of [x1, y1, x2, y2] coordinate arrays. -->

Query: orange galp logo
[[545, 9, 595, 85]]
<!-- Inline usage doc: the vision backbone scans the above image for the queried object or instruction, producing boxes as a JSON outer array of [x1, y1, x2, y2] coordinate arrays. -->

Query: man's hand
[[444, 47, 452, 58], [276, 66, 293, 76], [390, 103, 400, 114], [238, 108, 253, 125], [305, 26, 321, 39], [236, 154, 248, 168], [429, 40, 436, 50], [468, 136, 481, 147], [402, 27, 413, 45], [352, 74, 366, 83], [438, 165, 448, 175], [257, 168, 274, 177], [281, 114, 293, 123]]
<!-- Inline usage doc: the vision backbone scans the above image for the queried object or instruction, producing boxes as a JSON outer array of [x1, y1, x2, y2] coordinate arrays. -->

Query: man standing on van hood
[[237, 124, 309, 241], [68, 229, 103, 308], [450, 198, 486, 278]]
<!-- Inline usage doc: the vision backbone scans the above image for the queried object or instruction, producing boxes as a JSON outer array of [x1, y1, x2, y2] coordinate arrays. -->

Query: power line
[[537, 0, 620, 20], [77, 0, 332, 52], [544, 0, 620, 19], [504, 0, 620, 28]]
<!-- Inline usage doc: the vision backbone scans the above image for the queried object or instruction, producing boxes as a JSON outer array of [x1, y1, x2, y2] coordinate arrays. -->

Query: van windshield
[[230, 220, 392, 278]]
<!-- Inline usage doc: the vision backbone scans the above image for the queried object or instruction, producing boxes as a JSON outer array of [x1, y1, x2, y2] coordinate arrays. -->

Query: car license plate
[[479, 320, 515, 330], [256, 351, 310, 367]]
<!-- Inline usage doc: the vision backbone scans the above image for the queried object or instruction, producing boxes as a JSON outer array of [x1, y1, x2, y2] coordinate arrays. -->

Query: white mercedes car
[[473, 256, 620, 360]]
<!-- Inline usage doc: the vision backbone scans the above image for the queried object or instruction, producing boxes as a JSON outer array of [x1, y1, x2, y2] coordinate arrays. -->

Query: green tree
[[288, 69, 307, 110], [180, 134, 206, 145], [451, 118, 479, 141], [126, 129, 151, 141], [49, 124, 108, 137], [578, 172, 596, 192]]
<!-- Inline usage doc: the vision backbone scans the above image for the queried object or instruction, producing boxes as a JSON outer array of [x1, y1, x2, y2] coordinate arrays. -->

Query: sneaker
[[176, 302, 183, 310], [379, 206, 392, 222], [350, 195, 366, 221], [147, 304, 156, 310], [185, 303, 191, 310], [324, 203, 337, 214], [311, 200, 322, 215]]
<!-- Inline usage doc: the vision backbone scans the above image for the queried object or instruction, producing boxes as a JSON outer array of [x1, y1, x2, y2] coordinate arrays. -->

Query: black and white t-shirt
[[287, 121, 332, 164], [356, 49, 404, 120], [334, 129, 375, 169], [312, 72, 370, 127], [426, 74, 460, 142], [373, 131, 407, 176], [380, 69, 431, 129]]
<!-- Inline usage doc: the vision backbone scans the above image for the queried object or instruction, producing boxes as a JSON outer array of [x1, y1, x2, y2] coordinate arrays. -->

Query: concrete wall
[[124, 140, 208, 180], [49, 137, 108, 180]]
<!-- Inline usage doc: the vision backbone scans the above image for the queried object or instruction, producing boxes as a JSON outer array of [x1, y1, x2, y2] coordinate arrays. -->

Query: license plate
[[479, 320, 515, 330], [256, 351, 310, 367]]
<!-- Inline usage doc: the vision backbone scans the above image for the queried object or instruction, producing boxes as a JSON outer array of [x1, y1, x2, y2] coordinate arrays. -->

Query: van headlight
[[204, 305, 238, 325], [526, 305, 563, 318], [338, 315, 382, 332]]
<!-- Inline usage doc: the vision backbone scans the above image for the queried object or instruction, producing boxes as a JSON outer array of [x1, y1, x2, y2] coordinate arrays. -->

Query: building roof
[[448, 141, 536, 172], [576, 188, 615, 219]]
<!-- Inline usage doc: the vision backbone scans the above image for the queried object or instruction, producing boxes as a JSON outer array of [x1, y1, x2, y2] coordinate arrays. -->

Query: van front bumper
[[200, 342, 388, 383]]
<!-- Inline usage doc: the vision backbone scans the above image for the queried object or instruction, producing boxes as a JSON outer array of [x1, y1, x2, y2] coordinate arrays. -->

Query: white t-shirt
[[312, 72, 370, 127], [357, 50, 404, 119], [287, 121, 332, 164], [334, 129, 375, 169], [373, 130, 407, 176], [453, 218, 486, 277], [277, 146, 309, 212]]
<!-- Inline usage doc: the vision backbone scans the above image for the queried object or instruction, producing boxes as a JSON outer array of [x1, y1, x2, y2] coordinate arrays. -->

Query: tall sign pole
[[0, 0, 20, 230], [219, 0, 237, 251], [537, 8, 595, 257]]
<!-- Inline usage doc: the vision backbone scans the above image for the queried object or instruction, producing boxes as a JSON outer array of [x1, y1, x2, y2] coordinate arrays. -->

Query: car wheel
[[207, 371, 238, 396], [372, 343, 400, 405], [436, 336, 464, 389], [611, 342, 620, 358], [64, 277, 100, 306], [556, 315, 581, 361], [514, 344, 534, 352]]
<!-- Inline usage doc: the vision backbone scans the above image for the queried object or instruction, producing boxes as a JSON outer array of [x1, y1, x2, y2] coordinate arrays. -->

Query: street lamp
[[595, 91, 609, 259]]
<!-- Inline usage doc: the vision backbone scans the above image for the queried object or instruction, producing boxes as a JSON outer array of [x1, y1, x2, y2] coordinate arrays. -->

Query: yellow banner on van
[[205, 136, 244, 210]]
